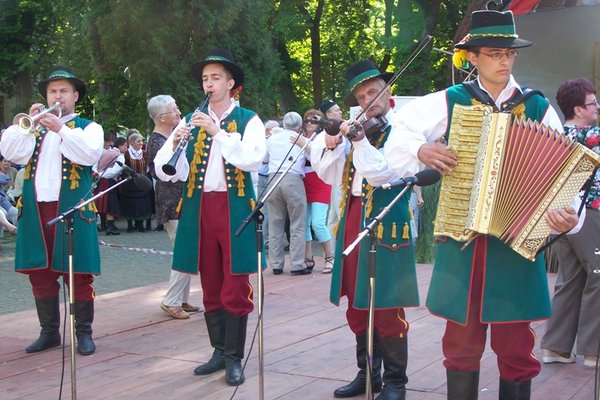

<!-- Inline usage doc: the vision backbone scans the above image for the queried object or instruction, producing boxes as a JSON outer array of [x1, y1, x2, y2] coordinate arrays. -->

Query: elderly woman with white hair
[[146, 95, 200, 319]]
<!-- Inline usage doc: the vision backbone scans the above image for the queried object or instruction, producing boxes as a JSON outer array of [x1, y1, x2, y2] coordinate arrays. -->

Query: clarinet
[[161, 92, 212, 175]]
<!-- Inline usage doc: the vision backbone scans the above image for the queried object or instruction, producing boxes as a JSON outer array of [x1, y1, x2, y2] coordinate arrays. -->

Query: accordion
[[434, 104, 600, 260]]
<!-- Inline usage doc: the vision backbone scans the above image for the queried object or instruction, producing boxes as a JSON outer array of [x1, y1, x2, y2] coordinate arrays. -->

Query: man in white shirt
[[264, 111, 309, 275], [0, 66, 103, 356]]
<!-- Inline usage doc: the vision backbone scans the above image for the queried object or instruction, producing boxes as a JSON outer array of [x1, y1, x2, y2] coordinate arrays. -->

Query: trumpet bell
[[12, 113, 35, 135], [12, 102, 62, 135]]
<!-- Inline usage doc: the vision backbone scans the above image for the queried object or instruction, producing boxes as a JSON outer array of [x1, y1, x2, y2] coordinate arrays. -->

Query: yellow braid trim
[[402, 222, 409, 239], [24, 163, 32, 180], [186, 128, 207, 198], [377, 223, 384, 240], [227, 120, 237, 133], [235, 168, 245, 197], [391, 222, 397, 239], [333, 150, 354, 236], [176, 198, 182, 214], [69, 164, 82, 190], [364, 185, 374, 218]]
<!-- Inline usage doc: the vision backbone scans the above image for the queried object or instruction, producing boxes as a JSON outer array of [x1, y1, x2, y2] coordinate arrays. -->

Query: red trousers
[[28, 201, 95, 301], [198, 192, 254, 316], [442, 237, 540, 381], [342, 196, 408, 339]]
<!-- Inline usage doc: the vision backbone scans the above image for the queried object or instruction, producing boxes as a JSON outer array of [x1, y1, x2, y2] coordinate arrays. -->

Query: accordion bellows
[[434, 104, 600, 261]]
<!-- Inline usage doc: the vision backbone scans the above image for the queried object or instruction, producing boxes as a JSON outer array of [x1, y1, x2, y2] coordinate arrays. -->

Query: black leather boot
[[223, 311, 248, 386], [375, 337, 408, 400], [136, 220, 146, 232], [447, 370, 479, 400], [74, 301, 96, 355], [194, 310, 226, 375], [127, 219, 134, 232], [499, 379, 531, 400], [26, 297, 61, 353], [98, 214, 107, 231], [334, 334, 383, 398], [106, 220, 120, 236], [146, 219, 152, 231]]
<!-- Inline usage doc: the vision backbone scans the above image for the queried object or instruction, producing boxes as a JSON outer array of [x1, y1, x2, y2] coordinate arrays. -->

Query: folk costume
[[0, 66, 104, 356], [386, 11, 574, 400], [311, 61, 418, 400], [154, 49, 266, 387]]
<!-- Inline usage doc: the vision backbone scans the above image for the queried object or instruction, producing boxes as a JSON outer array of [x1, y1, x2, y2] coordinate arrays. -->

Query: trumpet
[[162, 92, 211, 175], [13, 102, 62, 135]]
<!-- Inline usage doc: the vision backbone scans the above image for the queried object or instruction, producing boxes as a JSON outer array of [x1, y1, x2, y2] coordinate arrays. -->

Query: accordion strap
[[462, 80, 544, 113]]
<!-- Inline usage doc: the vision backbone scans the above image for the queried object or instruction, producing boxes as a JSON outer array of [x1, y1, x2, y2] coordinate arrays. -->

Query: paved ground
[[0, 220, 176, 316], [0, 220, 317, 316]]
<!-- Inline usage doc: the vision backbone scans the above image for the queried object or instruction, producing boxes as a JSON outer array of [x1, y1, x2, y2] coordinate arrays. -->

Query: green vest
[[426, 84, 552, 324], [16, 117, 101, 274], [330, 129, 419, 309], [172, 107, 263, 275]]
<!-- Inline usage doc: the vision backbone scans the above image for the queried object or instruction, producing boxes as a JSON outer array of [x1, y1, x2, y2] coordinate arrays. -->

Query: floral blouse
[[564, 125, 600, 209]]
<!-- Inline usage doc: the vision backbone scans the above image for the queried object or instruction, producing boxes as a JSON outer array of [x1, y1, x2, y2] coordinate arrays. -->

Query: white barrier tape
[[99, 240, 173, 256]]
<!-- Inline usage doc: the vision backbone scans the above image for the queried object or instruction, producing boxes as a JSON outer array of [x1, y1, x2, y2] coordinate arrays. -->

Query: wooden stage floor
[[0, 262, 596, 399]]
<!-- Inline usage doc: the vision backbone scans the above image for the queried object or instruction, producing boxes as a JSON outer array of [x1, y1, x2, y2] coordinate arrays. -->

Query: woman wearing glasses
[[541, 78, 600, 369]]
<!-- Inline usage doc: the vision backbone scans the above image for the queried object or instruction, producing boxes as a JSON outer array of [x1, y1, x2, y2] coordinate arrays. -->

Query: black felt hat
[[343, 60, 393, 107], [454, 10, 532, 49], [191, 48, 244, 90]]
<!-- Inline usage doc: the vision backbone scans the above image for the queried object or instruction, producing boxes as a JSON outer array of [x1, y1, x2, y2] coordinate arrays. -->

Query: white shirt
[[310, 108, 398, 196], [265, 127, 307, 177], [0, 114, 104, 201], [154, 102, 266, 192], [384, 75, 564, 178]]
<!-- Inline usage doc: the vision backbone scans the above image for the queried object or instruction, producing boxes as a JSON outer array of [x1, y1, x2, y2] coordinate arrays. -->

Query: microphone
[[380, 169, 441, 190], [116, 161, 153, 192]]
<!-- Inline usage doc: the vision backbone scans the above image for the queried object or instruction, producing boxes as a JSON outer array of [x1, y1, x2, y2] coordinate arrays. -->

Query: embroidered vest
[[172, 106, 262, 274], [329, 127, 419, 309], [16, 117, 100, 274], [426, 84, 553, 324]]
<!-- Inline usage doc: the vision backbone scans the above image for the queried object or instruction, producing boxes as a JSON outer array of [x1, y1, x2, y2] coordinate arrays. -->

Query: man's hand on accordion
[[417, 142, 457, 175], [545, 205, 579, 233]]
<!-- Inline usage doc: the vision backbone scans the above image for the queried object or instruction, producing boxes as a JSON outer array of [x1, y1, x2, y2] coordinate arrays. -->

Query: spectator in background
[[265, 112, 309, 275], [320, 99, 344, 121], [320, 100, 345, 246], [256, 120, 279, 249], [120, 130, 153, 232], [541, 77, 600, 368], [291, 109, 334, 274], [94, 136, 125, 236], [146, 94, 199, 320]]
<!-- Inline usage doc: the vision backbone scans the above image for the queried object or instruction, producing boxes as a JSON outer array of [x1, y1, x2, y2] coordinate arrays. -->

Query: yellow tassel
[[408, 208, 413, 219], [24, 163, 31, 180], [69, 165, 82, 190], [228, 120, 238, 133], [16, 197, 22, 209], [89, 202, 98, 213], [235, 168, 245, 197], [176, 198, 182, 214], [249, 198, 256, 210], [391, 222, 397, 239], [377, 223, 384, 240], [402, 222, 409, 239]]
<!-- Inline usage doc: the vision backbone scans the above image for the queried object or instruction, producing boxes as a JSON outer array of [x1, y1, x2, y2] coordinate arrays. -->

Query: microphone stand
[[46, 176, 135, 400], [342, 183, 414, 400], [235, 128, 316, 400]]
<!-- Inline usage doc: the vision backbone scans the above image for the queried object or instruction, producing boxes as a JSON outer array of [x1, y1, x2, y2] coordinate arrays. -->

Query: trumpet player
[[154, 49, 266, 386], [0, 66, 103, 356]]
